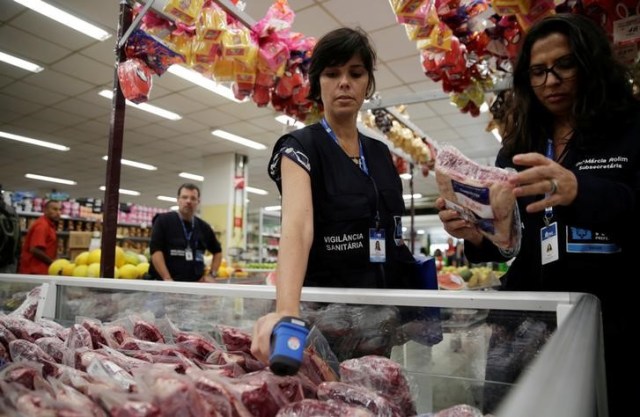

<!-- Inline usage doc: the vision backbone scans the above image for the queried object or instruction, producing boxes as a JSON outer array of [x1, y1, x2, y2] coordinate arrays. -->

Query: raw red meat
[[435, 144, 519, 251], [275, 399, 375, 416], [216, 325, 252, 353], [133, 320, 165, 343], [340, 355, 416, 416], [35, 337, 66, 363], [317, 381, 403, 417]]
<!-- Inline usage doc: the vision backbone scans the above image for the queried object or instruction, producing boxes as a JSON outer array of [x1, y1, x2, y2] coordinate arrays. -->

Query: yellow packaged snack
[[163, 0, 203, 25], [221, 26, 251, 60], [197, 4, 227, 42]]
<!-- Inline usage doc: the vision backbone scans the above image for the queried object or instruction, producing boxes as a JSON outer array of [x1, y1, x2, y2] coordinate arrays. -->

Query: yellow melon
[[87, 263, 101, 278], [48, 259, 70, 276], [115, 246, 126, 268], [74, 251, 90, 266], [118, 264, 139, 279], [136, 262, 150, 278], [88, 249, 101, 265], [62, 262, 76, 276], [72, 264, 89, 278]]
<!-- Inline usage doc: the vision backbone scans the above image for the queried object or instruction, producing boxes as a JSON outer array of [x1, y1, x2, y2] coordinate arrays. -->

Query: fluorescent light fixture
[[403, 193, 422, 200], [264, 205, 281, 212], [1, 130, 69, 151], [399, 173, 412, 180], [25, 173, 76, 185], [13, 0, 111, 41], [246, 186, 268, 195], [0, 51, 43, 72], [275, 115, 305, 129], [179, 172, 204, 182], [157, 195, 177, 202], [491, 128, 502, 143], [417, 230, 425, 235], [99, 186, 140, 196], [99, 90, 182, 121], [212, 129, 267, 150], [167, 65, 246, 103], [102, 155, 157, 171], [170, 205, 179, 211]]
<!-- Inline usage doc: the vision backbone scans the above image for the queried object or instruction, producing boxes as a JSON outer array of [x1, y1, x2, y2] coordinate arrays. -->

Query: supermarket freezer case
[[0, 274, 606, 416]]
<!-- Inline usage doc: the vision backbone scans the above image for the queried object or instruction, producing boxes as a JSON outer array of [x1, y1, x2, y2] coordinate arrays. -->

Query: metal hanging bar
[[101, 0, 133, 279], [118, 0, 157, 49]]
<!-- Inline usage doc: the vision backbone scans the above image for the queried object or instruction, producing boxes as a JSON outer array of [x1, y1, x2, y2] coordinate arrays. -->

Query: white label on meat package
[[451, 179, 494, 219]]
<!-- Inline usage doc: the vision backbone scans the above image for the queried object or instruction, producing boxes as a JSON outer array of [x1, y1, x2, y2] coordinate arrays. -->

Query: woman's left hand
[[509, 152, 578, 213]]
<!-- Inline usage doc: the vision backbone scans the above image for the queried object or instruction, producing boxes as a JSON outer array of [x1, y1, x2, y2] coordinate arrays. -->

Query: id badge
[[540, 222, 559, 265], [369, 228, 386, 263], [185, 247, 193, 261]]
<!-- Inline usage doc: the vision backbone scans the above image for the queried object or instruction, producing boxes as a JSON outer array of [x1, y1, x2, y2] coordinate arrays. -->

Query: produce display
[[437, 266, 502, 290], [48, 247, 151, 280]]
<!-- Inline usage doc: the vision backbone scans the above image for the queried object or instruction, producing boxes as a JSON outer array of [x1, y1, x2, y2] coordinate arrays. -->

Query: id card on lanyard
[[178, 213, 195, 261], [541, 139, 559, 265]]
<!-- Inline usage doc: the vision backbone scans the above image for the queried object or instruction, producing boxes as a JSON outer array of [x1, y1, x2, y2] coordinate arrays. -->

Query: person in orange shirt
[[19, 200, 61, 274]]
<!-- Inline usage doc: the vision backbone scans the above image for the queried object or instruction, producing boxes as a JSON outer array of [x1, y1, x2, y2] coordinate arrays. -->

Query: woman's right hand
[[435, 197, 484, 247], [250, 312, 285, 365]]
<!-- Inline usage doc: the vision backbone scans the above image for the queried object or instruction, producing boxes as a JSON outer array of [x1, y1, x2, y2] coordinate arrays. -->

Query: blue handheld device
[[269, 316, 309, 376]]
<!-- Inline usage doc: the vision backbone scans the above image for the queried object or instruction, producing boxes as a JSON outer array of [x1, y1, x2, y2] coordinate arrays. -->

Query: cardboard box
[[68, 231, 92, 249], [68, 247, 87, 262]]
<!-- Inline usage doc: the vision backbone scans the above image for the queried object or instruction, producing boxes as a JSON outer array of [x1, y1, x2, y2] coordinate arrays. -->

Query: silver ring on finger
[[548, 179, 558, 195]]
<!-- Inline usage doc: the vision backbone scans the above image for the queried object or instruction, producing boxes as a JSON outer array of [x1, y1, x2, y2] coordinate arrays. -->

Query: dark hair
[[177, 183, 200, 198], [307, 27, 377, 104], [44, 200, 60, 209], [502, 13, 638, 156]]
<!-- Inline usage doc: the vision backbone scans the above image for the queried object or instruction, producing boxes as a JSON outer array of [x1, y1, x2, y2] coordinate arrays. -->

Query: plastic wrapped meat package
[[435, 144, 521, 256]]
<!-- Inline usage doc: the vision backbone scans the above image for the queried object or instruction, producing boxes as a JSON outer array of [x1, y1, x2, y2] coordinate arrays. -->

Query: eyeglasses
[[528, 55, 578, 87]]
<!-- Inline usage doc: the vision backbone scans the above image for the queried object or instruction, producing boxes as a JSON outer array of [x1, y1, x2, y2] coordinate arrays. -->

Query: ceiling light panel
[[99, 186, 140, 196], [99, 90, 182, 121], [102, 156, 157, 171], [1, 131, 69, 151], [212, 129, 266, 150], [0, 51, 44, 72], [179, 172, 204, 182], [25, 173, 76, 185], [13, 0, 111, 41]]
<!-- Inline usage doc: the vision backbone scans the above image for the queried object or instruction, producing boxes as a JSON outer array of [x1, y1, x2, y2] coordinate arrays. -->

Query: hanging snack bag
[[118, 58, 152, 104], [125, 29, 184, 76], [221, 25, 251, 61], [196, 3, 227, 42], [163, 0, 203, 25]]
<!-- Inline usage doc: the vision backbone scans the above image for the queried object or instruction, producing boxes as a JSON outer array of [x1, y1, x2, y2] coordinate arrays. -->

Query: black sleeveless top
[[268, 123, 415, 289]]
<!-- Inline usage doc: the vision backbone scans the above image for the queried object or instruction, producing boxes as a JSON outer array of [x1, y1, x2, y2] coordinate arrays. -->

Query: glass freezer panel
[[52, 283, 557, 413], [0, 281, 42, 315], [1, 276, 598, 416]]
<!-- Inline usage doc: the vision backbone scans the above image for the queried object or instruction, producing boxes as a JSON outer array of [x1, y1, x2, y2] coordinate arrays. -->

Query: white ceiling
[[0, 0, 501, 219]]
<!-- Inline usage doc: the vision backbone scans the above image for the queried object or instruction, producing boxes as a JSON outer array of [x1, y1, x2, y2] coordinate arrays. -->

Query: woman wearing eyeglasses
[[437, 13, 639, 414]]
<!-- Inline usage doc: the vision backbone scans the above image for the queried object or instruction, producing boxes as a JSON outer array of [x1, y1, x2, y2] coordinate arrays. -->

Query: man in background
[[18, 200, 61, 274], [149, 183, 222, 282]]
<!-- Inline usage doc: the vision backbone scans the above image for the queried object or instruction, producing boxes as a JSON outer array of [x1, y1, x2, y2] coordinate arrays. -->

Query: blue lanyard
[[320, 118, 368, 175], [544, 139, 554, 224], [177, 212, 194, 247]]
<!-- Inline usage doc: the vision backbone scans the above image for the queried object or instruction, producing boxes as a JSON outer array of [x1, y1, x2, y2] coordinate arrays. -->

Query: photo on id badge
[[369, 229, 385, 263]]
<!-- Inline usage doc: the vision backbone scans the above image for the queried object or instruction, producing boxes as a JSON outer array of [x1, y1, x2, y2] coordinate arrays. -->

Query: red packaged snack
[[117, 58, 152, 104]]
